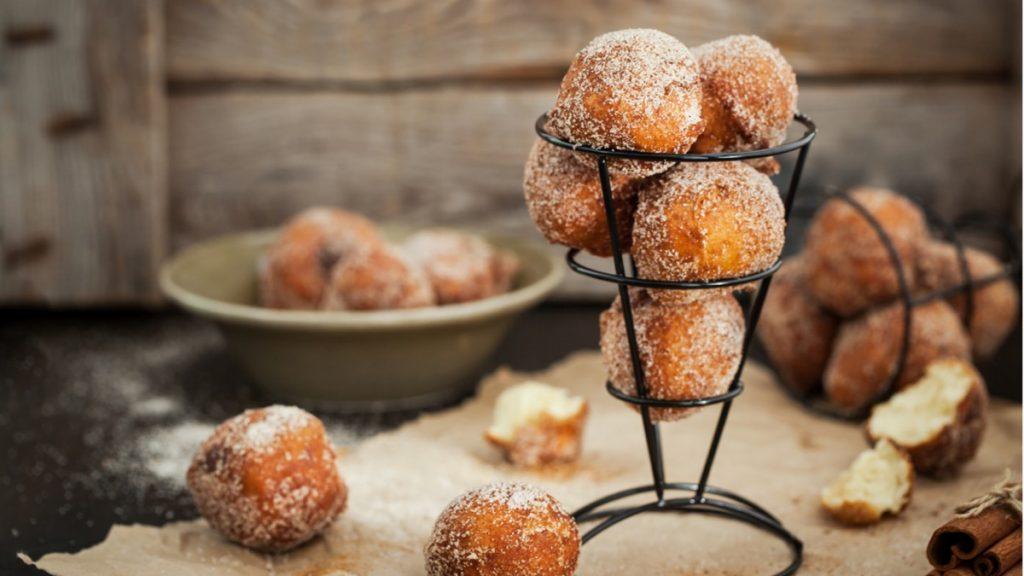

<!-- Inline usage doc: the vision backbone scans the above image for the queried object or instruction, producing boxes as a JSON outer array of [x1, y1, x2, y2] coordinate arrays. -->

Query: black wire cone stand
[[774, 192, 1023, 422], [536, 113, 817, 575]]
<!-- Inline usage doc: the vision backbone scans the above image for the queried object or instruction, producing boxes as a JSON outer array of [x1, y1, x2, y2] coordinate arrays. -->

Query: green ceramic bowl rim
[[159, 229, 565, 332]]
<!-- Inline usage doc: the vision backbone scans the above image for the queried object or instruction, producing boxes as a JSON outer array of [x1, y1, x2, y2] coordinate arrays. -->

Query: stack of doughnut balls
[[257, 207, 519, 311], [524, 29, 798, 422], [758, 186, 1019, 412]]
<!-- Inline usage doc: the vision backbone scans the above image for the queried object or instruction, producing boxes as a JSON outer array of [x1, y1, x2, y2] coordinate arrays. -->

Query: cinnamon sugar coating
[[823, 300, 971, 412], [186, 406, 347, 553], [804, 187, 929, 317], [402, 229, 520, 304], [692, 35, 798, 163], [321, 243, 436, 310], [258, 207, 383, 309], [915, 240, 1019, 359], [757, 256, 838, 395], [631, 162, 785, 304], [599, 290, 745, 421], [424, 482, 579, 576], [523, 139, 643, 257], [548, 29, 704, 177]]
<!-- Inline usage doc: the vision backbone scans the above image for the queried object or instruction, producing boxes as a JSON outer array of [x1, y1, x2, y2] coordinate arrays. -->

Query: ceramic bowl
[[159, 229, 563, 410]]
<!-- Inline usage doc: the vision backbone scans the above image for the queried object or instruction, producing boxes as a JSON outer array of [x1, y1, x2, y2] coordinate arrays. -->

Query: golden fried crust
[[599, 291, 744, 421], [823, 300, 971, 412], [758, 257, 838, 395], [321, 244, 435, 310], [484, 405, 588, 468], [187, 406, 347, 553], [631, 162, 785, 303], [549, 29, 704, 177], [804, 187, 928, 317], [916, 240, 1020, 359], [259, 208, 383, 309], [424, 483, 579, 576], [867, 361, 989, 477], [523, 139, 641, 257]]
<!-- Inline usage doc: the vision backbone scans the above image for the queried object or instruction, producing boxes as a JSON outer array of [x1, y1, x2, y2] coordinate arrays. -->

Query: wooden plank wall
[[0, 0, 167, 304], [2, 0, 1020, 302]]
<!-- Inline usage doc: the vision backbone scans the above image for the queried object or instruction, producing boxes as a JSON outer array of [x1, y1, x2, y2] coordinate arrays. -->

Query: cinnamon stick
[[972, 530, 1022, 576], [947, 566, 976, 576], [1003, 564, 1021, 576], [928, 507, 1021, 569]]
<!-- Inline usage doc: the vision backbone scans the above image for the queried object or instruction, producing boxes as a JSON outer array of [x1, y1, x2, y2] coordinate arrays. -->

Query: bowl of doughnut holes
[[160, 207, 563, 409], [187, 405, 347, 552], [526, 29, 799, 418], [756, 186, 1018, 416]]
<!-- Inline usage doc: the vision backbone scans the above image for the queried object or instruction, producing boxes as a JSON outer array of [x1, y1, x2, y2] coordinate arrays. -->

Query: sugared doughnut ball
[[691, 35, 799, 171], [321, 243, 435, 311], [402, 229, 520, 304], [757, 256, 838, 395], [804, 187, 928, 317], [916, 240, 1019, 359], [631, 162, 785, 303], [548, 29, 704, 177], [258, 207, 383, 309], [599, 290, 745, 421], [424, 482, 579, 576], [523, 139, 642, 257], [186, 405, 347, 553], [823, 300, 971, 412]]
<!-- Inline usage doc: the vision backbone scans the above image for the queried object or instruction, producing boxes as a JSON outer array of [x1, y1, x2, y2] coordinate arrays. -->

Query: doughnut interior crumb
[[820, 439, 913, 525], [868, 360, 975, 445], [486, 381, 585, 442]]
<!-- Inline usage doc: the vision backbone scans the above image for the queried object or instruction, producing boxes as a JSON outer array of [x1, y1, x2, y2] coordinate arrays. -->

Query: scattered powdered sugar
[[137, 420, 218, 484]]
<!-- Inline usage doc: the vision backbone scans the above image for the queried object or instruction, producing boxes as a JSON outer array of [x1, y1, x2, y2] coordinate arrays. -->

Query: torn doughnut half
[[821, 439, 914, 525], [485, 381, 588, 467], [867, 358, 988, 477]]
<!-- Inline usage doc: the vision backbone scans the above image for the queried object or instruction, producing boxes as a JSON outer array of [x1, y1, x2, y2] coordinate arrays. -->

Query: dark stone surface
[[0, 305, 1018, 575]]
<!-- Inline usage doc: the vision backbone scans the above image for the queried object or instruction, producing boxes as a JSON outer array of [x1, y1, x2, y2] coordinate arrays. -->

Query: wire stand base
[[573, 483, 803, 575]]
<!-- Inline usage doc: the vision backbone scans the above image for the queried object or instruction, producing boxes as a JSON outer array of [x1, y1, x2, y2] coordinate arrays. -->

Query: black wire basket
[[536, 112, 817, 575], [775, 192, 1022, 421]]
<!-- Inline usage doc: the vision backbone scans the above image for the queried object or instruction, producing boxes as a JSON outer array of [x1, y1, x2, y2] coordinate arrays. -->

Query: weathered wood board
[[168, 83, 1019, 298], [0, 0, 167, 304], [166, 0, 1014, 82]]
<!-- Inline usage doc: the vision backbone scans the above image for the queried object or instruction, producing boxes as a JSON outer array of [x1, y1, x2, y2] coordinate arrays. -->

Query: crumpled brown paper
[[25, 353, 1022, 575]]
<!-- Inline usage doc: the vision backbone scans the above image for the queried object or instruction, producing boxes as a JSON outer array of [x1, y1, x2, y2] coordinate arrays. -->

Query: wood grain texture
[[166, 0, 1013, 83], [169, 82, 1019, 299], [0, 0, 167, 304]]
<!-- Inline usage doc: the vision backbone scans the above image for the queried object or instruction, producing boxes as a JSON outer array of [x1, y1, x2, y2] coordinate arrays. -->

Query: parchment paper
[[25, 353, 1022, 575]]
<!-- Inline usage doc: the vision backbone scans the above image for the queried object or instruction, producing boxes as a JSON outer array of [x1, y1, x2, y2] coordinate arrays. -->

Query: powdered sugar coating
[[599, 291, 745, 421], [823, 300, 971, 411], [258, 207, 383, 309], [757, 256, 838, 395], [321, 243, 436, 310], [186, 405, 347, 553], [402, 228, 520, 304], [692, 35, 798, 153], [523, 139, 643, 256], [549, 29, 704, 177], [804, 187, 928, 317], [631, 162, 785, 304], [425, 482, 579, 576], [915, 240, 1019, 358]]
